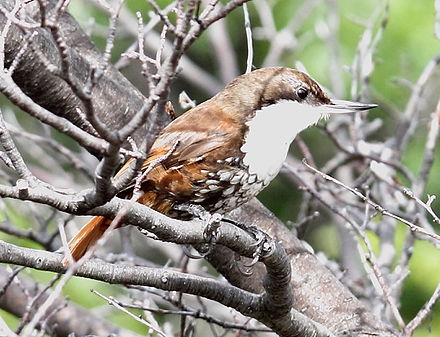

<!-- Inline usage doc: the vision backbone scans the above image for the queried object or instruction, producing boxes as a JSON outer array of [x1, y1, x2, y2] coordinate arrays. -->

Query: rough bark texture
[[1, 1, 169, 152], [0, 1, 400, 336], [208, 199, 397, 336], [0, 266, 142, 337]]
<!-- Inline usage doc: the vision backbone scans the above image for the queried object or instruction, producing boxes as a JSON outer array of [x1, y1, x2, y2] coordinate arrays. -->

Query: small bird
[[66, 67, 376, 261]]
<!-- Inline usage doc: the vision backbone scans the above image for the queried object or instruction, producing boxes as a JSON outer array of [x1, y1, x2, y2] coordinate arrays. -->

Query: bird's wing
[[114, 102, 242, 195], [115, 130, 226, 178]]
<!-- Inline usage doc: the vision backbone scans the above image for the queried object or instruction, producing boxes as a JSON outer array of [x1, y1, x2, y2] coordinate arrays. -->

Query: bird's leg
[[232, 228, 274, 277], [180, 210, 222, 260], [221, 218, 262, 242], [222, 218, 274, 269], [174, 203, 208, 219], [175, 206, 274, 265], [179, 203, 222, 258], [174, 204, 223, 244], [202, 213, 223, 243]]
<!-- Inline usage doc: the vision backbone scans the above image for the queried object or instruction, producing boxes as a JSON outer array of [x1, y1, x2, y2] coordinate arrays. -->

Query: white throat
[[240, 100, 322, 183]]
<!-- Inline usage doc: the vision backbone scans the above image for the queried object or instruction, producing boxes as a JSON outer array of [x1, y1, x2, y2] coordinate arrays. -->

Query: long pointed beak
[[324, 99, 378, 114]]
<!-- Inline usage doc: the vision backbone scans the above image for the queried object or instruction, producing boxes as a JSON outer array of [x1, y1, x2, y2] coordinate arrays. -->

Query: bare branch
[[414, 101, 440, 196], [102, 295, 273, 332], [394, 54, 440, 153], [91, 289, 170, 337], [0, 73, 108, 154], [0, 265, 141, 337], [285, 162, 406, 328], [242, 3, 253, 74], [303, 160, 440, 243], [0, 110, 35, 182], [404, 284, 440, 336]]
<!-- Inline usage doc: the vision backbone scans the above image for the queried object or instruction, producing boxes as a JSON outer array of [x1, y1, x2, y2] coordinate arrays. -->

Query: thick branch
[[208, 199, 398, 337], [0, 1, 402, 336], [0, 241, 263, 323], [0, 0, 166, 152], [0, 265, 142, 337]]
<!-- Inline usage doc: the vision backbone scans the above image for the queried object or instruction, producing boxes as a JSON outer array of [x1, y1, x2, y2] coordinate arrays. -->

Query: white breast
[[240, 100, 322, 183]]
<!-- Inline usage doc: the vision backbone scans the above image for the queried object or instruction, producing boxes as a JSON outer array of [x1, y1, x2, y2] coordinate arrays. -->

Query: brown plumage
[[67, 99, 244, 261], [65, 67, 376, 262]]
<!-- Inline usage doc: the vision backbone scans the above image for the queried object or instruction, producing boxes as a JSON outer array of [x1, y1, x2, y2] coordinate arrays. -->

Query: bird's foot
[[222, 218, 274, 271], [175, 203, 223, 251], [175, 203, 208, 220], [222, 218, 261, 242]]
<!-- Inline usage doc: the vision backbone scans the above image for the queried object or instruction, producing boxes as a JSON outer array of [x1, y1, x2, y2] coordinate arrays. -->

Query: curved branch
[[0, 265, 142, 337], [0, 1, 402, 336], [0, 241, 261, 318], [0, 240, 336, 337]]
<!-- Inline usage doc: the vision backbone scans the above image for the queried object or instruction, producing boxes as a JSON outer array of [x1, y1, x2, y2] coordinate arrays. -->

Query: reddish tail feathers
[[62, 216, 109, 265]]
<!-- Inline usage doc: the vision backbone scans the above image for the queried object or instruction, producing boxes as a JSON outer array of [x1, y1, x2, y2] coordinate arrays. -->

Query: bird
[[65, 67, 376, 262]]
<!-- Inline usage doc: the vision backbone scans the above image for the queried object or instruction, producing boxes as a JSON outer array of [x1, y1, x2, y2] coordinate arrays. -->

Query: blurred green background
[[1, 0, 440, 335]]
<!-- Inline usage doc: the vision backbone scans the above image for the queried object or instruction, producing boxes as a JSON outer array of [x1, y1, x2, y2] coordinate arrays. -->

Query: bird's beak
[[324, 99, 378, 114]]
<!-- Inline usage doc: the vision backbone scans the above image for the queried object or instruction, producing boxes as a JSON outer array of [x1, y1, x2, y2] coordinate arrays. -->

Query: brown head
[[215, 67, 376, 124]]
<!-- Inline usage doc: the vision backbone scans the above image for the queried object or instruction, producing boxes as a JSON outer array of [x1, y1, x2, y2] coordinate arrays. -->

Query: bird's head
[[218, 67, 377, 132]]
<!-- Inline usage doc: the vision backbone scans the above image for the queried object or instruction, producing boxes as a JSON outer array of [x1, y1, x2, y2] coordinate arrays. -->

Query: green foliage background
[[1, 0, 439, 335]]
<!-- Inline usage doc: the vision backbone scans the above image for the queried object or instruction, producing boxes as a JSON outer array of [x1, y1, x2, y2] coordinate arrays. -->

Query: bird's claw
[[175, 204, 223, 243], [235, 235, 273, 276], [235, 254, 255, 276], [222, 218, 270, 252], [175, 204, 223, 256], [202, 212, 222, 243], [221, 218, 275, 275], [175, 203, 209, 220]]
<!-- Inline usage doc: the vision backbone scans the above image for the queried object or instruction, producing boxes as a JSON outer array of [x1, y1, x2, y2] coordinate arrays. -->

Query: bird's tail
[[62, 216, 109, 265]]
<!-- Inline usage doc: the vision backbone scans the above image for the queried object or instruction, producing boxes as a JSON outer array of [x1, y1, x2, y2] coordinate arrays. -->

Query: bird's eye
[[297, 87, 309, 100]]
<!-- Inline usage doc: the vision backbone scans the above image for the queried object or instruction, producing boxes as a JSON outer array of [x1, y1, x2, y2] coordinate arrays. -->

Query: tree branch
[[0, 265, 142, 337]]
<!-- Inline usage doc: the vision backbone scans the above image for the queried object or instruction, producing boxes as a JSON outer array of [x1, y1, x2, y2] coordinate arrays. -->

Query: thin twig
[[242, 3, 253, 74], [101, 0, 126, 66], [292, 162, 406, 328], [0, 221, 55, 250], [404, 284, 440, 336], [0, 74, 108, 154], [0, 0, 22, 72], [0, 266, 25, 298], [0, 110, 36, 183], [403, 190, 440, 225], [6, 122, 94, 180], [16, 273, 63, 334], [414, 101, 440, 197], [394, 54, 440, 153], [91, 289, 170, 337], [303, 160, 440, 242]]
